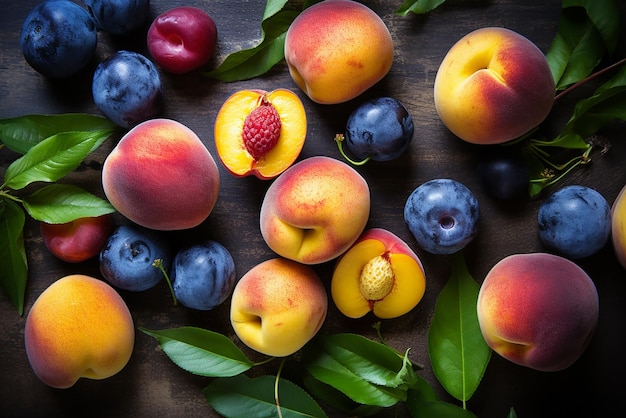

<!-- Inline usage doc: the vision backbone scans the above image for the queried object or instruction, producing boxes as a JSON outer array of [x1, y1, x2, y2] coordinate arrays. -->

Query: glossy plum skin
[[147, 6, 218, 74], [171, 241, 236, 310], [344, 97, 414, 162], [85, 0, 149, 35], [20, 0, 97, 78], [100, 225, 172, 291], [538, 185, 611, 259], [92, 50, 163, 128], [404, 179, 480, 254]]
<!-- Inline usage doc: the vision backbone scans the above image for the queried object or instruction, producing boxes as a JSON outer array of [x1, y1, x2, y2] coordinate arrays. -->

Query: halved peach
[[331, 228, 426, 319], [214, 88, 307, 179]]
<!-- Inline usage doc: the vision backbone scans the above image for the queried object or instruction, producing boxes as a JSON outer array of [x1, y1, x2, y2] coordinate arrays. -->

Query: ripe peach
[[24, 274, 135, 388], [611, 183, 626, 269], [214, 89, 307, 179], [331, 228, 426, 319], [260, 156, 370, 264], [284, 0, 394, 104], [40, 214, 114, 263], [230, 258, 328, 357], [477, 253, 599, 371], [102, 118, 220, 230], [434, 27, 555, 144]]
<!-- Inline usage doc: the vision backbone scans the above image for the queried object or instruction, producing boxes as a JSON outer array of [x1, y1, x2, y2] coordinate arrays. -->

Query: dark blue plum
[[171, 241, 236, 311], [92, 50, 163, 128], [342, 97, 414, 163], [538, 185, 611, 259], [404, 179, 480, 254], [20, 0, 97, 78], [100, 224, 172, 291], [477, 149, 529, 202], [85, 0, 150, 35]]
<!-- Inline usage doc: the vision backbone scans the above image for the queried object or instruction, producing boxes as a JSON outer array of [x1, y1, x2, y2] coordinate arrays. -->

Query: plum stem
[[152, 259, 177, 306], [334, 134, 371, 166]]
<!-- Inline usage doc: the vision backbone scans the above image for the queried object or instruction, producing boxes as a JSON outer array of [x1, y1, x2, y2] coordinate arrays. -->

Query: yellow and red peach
[[40, 214, 114, 263], [434, 27, 555, 144], [331, 228, 426, 319], [284, 0, 394, 104], [611, 183, 626, 269], [24, 274, 135, 388], [230, 258, 327, 357], [214, 89, 307, 179], [477, 253, 599, 371], [102, 118, 220, 230], [260, 156, 370, 264]]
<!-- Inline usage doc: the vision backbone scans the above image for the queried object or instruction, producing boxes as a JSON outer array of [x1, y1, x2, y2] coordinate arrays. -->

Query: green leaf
[[204, 7, 299, 82], [302, 333, 416, 407], [0, 197, 27, 316], [507, 407, 518, 418], [0, 113, 117, 154], [563, 0, 621, 53], [396, 0, 446, 16], [428, 252, 491, 402], [406, 382, 477, 418], [204, 374, 328, 418], [22, 184, 115, 223], [2, 129, 112, 191], [546, 8, 605, 90], [140, 326, 254, 377]]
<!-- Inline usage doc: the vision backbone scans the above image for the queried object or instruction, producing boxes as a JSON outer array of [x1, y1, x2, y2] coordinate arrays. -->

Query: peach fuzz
[[611, 183, 626, 269], [259, 156, 370, 264], [477, 253, 599, 372], [434, 27, 555, 144], [284, 0, 394, 104], [102, 118, 219, 230], [214, 88, 307, 179], [331, 228, 426, 319], [230, 258, 328, 357], [24, 274, 135, 388]]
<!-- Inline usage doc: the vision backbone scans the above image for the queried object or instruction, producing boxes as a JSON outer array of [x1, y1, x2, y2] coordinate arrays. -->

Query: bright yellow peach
[[102, 118, 220, 230], [434, 27, 555, 144], [611, 183, 626, 268], [259, 156, 370, 264], [24, 274, 135, 388], [284, 0, 394, 104], [477, 253, 599, 371], [331, 228, 426, 319], [230, 258, 328, 357], [214, 88, 307, 179]]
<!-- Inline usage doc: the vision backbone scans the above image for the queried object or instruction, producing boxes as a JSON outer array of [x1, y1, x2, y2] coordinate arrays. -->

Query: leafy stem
[[554, 57, 626, 103], [275, 358, 287, 418], [152, 259, 178, 306]]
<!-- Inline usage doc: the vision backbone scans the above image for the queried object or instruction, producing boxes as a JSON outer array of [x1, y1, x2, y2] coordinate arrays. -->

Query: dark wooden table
[[2, 0, 626, 417]]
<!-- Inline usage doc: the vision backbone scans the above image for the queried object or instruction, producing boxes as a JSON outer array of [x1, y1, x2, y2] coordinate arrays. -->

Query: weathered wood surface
[[1, 0, 625, 417]]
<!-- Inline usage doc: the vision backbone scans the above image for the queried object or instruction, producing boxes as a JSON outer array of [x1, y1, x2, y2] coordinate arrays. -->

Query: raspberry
[[242, 102, 282, 160]]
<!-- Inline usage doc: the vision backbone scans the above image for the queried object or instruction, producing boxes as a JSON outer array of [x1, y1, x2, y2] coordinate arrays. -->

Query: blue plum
[[171, 241, 236, 310], [477, 149, 529, 202], [20, 0, 97, 78], [85, 0, 150, 35], [92, 50, 163, 128], [339, 97, 414, 164], [404, 179, 480, 254], [100, 224, 172, 291], [538, 185, 611, 259]]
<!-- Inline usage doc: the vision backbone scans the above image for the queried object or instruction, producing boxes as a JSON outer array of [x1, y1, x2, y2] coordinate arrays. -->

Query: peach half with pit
[[434, 27, 555, 144], [477, 252, 599, 372], [260, 156, 370, 264], [102, 118, 220, 230], [230, 258, 328, 357], [284, 0, 394, 104], [24, 274, 135, 388], [331, 228, 426, 319], [214, 89, 307, 179]]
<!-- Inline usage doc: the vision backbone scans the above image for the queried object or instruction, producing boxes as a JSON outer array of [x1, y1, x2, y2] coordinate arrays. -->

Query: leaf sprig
[[0, 113, 118, 315]]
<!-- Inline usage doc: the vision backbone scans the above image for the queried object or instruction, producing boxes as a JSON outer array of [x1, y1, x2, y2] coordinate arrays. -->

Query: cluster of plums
[[20, 0, 218, 128]]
